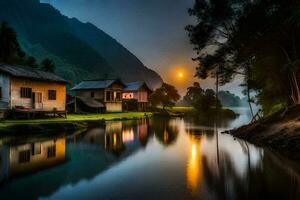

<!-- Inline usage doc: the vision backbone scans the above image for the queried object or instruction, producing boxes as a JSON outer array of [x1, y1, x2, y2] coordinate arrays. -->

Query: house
[[123, 81, 152, 111], [0, 64, 67, 116], [71, 79, 124, 112]]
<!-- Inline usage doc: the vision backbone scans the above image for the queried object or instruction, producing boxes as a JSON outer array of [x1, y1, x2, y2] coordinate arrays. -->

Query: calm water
[[0, 108, 300, 200]]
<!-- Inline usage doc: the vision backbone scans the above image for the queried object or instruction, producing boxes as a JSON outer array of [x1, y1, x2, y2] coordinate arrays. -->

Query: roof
[[0, 63, 67, 83], [77, 97, 105, 108], [71, 79, 124, 90], [124, 81, 152, 92]]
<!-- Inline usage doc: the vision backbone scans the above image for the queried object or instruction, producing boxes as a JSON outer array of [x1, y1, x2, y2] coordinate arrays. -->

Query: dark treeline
[[186, 0, 300, 115], [0, 22, 55, 72]]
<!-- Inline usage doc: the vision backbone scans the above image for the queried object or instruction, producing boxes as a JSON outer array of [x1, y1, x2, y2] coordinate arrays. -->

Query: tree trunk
[[292, 71, 300, 104], [216, 70, 219, 109], [246, 63, 254, 118], [247, 82, 254, 118]]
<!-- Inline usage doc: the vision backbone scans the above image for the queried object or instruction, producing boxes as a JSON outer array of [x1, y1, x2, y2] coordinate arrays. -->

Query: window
[[106, 91, 112, 101], [19, 150, 31, 163], [31, 143, 41, 155], [48, 90, 56, 100], [116, 92, 121, 101], [91, 91, 95, 98], [20, 87, 32, 98], [47, 145, 56, 158]]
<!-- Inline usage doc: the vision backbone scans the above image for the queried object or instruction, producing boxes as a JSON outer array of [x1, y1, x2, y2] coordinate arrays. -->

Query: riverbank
[[232, 105, 300, 157], [0, 112, 152, 133], [154, 106, 238, 118]]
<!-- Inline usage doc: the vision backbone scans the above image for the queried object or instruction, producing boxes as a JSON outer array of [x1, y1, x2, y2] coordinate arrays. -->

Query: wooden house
[[71, 79, 124, 112], [0, 64, 67, 117], [123, 81, 152, 111]]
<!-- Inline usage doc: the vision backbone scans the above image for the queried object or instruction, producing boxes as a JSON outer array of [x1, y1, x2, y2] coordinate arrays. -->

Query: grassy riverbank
[[0, 112, 152, 131]]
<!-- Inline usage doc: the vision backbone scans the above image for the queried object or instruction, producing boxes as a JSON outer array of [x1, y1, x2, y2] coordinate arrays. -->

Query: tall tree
[[41, 58, 55, 73], [0, 22, 22, 64], [187, 0, 300, 115], [26, 56, 38, 68], [184, 82, 204, 104], [149, 83, 180, 109]]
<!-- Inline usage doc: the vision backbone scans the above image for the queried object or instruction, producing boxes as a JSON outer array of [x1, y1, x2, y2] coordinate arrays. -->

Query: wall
[[76, 89, 104, 100], [106, 102, 122, 112], [0, 74, 10, 110], [137, 88, 148, 103], [123, 88, 149, 103], [10, 78, 66, 111], [104, 82, 123, 112]]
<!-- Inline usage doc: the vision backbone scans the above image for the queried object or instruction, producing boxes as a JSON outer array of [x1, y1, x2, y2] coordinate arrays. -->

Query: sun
[[178, 72, 184, 78]]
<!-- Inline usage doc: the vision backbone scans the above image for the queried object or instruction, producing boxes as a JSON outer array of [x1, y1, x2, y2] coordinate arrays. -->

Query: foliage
[[0, 22, 57, 73], [218, 91, 242, 107], [186, 0, 300, 115], [193, 89, 222, 113], [149, 83, 180, 109], [183, 82, 204, 105], [183, 82, 222, 113], [41, 58, 55, 73], [26, 56, 38, 68], [0, 22, 24, 64]]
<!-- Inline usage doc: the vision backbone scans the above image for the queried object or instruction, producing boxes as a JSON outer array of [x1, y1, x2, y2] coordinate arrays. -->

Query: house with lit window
[[123, 81, 152, 111], [71, 79, 124, 112], [0, 64, 67, 117]]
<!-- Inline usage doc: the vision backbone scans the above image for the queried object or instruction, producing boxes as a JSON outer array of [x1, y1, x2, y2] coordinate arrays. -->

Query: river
[[0, 108, 299, 200]]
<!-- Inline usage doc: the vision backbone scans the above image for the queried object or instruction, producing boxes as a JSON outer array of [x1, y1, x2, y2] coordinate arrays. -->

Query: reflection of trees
[[137, 119, 150, 147], [186, 113, 234, 128], [151, 119, 179, 146], [202, 150, 300, 200]]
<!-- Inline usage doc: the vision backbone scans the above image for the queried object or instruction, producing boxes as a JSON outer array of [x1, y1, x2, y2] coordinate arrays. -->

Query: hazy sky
[[41, 0, 243, 96]]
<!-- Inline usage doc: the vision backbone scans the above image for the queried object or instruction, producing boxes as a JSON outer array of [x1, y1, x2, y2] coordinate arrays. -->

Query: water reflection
[[186, 134, 203, 196], [0, 137, 66, 183], [0, 112, 300, 200], [151, 118, 179, 146]]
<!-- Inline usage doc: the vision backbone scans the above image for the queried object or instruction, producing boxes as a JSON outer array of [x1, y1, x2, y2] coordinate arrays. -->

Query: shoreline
[[231, 105, 300, 158], [0, 112, 152, 134]]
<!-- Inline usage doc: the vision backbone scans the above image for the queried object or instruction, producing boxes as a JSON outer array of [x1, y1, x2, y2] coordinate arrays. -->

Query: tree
[[186, 0, 300, 115], [149, 83, 180, 109], [41, 58, 55, 73], [0, 22, 23, 64], [193, 89, 222, 113], [184, 82, 204, 105], [26, 56, 38, 68]]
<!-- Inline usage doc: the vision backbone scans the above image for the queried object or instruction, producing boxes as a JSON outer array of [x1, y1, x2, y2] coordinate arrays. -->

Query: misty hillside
[[0, 0, 163, 88]]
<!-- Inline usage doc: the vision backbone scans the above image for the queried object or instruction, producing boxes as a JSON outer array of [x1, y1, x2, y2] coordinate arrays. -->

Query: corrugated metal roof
[[77, 97, 105, 108], [0, 63, 67, 83], [124, 82, 144, 91], [124, 81, 152, 92], [71, 79, 120, 90]]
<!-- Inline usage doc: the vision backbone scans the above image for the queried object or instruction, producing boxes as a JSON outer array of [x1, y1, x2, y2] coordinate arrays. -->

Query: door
[[34, 92, 43, 110]]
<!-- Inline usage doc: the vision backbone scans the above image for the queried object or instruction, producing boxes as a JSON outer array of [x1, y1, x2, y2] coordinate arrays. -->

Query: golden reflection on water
[[186, 134, 203, 196]]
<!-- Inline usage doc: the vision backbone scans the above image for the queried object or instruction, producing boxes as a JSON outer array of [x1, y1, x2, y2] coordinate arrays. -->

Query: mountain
[[0, 0, 163, 89]]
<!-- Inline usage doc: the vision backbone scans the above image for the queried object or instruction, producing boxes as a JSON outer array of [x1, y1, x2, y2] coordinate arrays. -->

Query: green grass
[[157, 106, 195, 113], [0, 112, 152, 129]]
